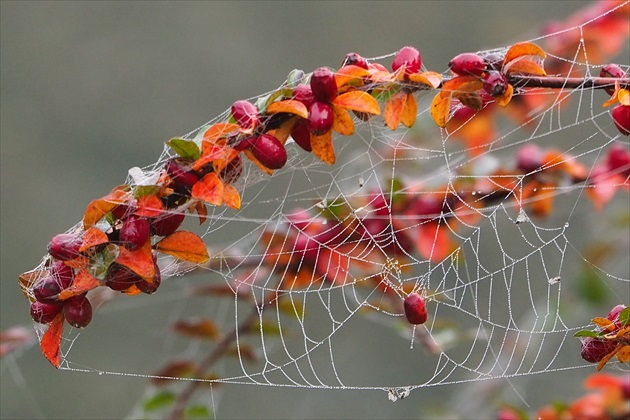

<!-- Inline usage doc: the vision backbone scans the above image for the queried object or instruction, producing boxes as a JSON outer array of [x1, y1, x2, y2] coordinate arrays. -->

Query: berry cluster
[[578, 304, 629, 368]]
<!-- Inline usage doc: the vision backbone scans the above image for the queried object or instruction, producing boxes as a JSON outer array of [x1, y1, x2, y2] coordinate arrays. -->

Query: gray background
[[1, 1, 625, 419]]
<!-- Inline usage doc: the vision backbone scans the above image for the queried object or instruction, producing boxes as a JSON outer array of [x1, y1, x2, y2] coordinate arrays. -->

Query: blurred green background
[[1, 1, 622, 419]]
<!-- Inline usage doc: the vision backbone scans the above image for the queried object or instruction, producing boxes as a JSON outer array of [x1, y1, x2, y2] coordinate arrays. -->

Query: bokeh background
[[1, 1, 625, 419]]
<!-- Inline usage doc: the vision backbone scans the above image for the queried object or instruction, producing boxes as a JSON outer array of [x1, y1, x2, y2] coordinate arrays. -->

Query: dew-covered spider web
[[16, 0, 630, 417]]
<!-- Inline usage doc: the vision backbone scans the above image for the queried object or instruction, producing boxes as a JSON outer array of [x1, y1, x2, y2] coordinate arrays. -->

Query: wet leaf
[[116, 241, 155, 280], [143, 390, 176, 412], [83, 186, 131, 229], [156, 230, 209, 264], [135, 194, 164, 218], [223, 184, 241, 210], [504, 42, 546, 65], [335, 65, 370, 88], [431, 93, 451, 128], [265, 99, 308, 119], [495, 83, 514, 107], [41, 312, 64, 368], [505, 59, 546, 76], [58, 269, 101, 300], [167, 138, 201, 160], [192, 173, 224, 206], [192, 142, 226, 172], [408, 71, 442, 88], [311, 130, 335, 165], [173, 318, 220, 340], [202, 122, 240, 142], [332, 90, 381, 115], [331, 104, 354, 135]]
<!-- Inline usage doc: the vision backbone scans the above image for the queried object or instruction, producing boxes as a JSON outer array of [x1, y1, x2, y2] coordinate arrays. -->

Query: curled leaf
[[155, 230, 210, 264], [401, 93, 418, 128], [166, 138, 201, 160], [116, 241, 155, 280], [441, 76, 483, 99], [202, 122, 240, 142], [265, 100, 308, 119], [332, 104, 355, 135], [335, 65, 370, 88], [504, 59, 546, 76], [310, 130, 335, 165], [494, 83, 514, 107], [41, 312, 65, 368], [243, 149, 274, 175], [408, 71, 442, 89], [83, 186, 131, 229], [58, 269, 101, 300], [431, 93, 451, 128], [79, 227, 109, 252], [503, 42, 546, 64], [332, 90, 381, 115]]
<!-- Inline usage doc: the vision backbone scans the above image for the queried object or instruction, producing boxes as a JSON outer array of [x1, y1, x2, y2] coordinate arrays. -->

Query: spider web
[[17, 1, 630, 417]]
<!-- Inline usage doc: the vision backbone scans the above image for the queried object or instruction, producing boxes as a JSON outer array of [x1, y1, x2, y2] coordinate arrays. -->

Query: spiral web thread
[[22, 0, 629, 410]]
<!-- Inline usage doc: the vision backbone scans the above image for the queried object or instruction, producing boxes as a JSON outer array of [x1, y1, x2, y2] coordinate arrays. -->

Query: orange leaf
[[243, 149, 274, 175], [58, 269, 101, 300], [592, 317, 614, 328], [310, 130, 335, 165], [596, 343, 621, 371], [267, 116, 300, 146], [332, 104, 355, 135], [173, 318, 221, 340], [616, 344, 630, 363], [192, 142, 226, 171], [223, 184, 241, 210], [335, 65, 370, 88], [401, 93, 418, 128], [441, 76, 483, 98], [332, 90, 381, 115], [203, 122, 240, 142], [408, 71, 442, 89], [83, 186, 131, 229], [504, 42, 546, 65], [505, 59, 546, 76], [385, 91, 405, 130], [135, 194, 164, 218], [116, 241, 155, 280], [265, 100, 308, 119], [155, 230, 210, 264], [192, 173, 224, 206], [193, 200, 208, 224], [619, 88, 630, 106], [431, 93, 451, 128], [495, 84, 514, 107], [41, 312, 64, 368], [80, 227, 109, 252], [122, 284, 142, 295]]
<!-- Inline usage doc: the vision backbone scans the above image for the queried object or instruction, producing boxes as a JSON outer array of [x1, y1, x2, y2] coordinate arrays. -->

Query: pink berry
[[293, 84, 315, 109], [516, 143, 543, 173], [483, 71, 508, 97], [231, 100, 260, 130], [607, 304, 627, 329], [251, 133, 287, 170], [600, 64, 626, 96], [30, 301, 63, 324], [580, 337, 616, 363], [47, 233, 82, 261], [120, 215, 150, 250], [342, 52, 368, 70], [404, 292, 428, 325], [151, 212, 185, 237], [392, 46, 422, 77], [612, 104, 630, 136], [105, 264, 141, 291], [308, 101, 334, 136], [290, 119, 312, 152], [606, 144, 630, 176], [310, 67, 338, 102], [449, 53, 486, 76], [63, 294, 93, 328], [165, 158, 199, 189]]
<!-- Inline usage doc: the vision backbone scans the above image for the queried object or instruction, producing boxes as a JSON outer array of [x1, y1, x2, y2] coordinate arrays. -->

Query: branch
[[507, 75, 630, 90]]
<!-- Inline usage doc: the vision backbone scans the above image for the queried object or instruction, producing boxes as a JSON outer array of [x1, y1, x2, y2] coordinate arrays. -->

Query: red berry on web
[[580, 337, 616, 363], [47, 233, 82, 261], [293, 84, 315, 109], [483, 70, 508, 97], [308, 101, 334, 136], [63, 294, 93, 328], [403, 292, 428, 325], [290, 119, 312, 152], [392, 46, 422, 77], [105, 264, 142, 291], [611, 104, 630, 136], [151, 211, 185, 237], [120, 215, 150, 250], [310, 67, 338, 102], [342, 52, 369, 70], [231, 100, 260, 130], [30, 301, 63, 324], [165, 158, 199, 189], [251, 133, 287, 170], [599, 64, 626, 96], [448, 53, 486, 76], [606, 144, 630, 176]]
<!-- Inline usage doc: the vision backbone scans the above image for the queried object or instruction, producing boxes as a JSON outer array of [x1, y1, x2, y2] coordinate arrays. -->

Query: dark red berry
[[580, 337, 616, 363], [607, 144, 630, 176], [600, 64, 626, 96], [310, 67, 338, 102], [516, 143, 543, 173], [612, 104, 630, 136], [293, 84, 315, 109], [136, 263, 161, 294], [484, 53, 503, 71], [290, 119, 312, 152], [120, 215, 150, 250], [231, 100, 260, 130], [47, 233, 81, 261], [308, 101, 334, 136], [63, 294, 93, 328], [412, 195, 443, 220], [232, 136, 257, 152], [404, 292, 428, 325], [165, 158, 199, 189], [448, 53, 486, 76], [30, 301, 63, 324], [50, 260, 74, 286], [151, 212, 185, 237], [483, 70, 508, 97], [219, 155, 243, 184], [105, 264, 142, 291], [342, 52, 369, 70], [111, 200, 137, 220], [392, 46, 422, 77], [251, 134, 287, 170], [33, 263, 75, 303]]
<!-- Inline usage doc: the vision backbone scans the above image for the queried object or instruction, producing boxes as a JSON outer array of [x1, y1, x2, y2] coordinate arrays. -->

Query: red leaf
[[266, 100, 308, 119], [172, 318, 221, 340], [79, 227, 109, 252], [155, 230, 209, 264], [192, 173, 224, 206], [332, 90, 381, 115], [83, 186, 131, 229], [41, 312, 65, 368], [135, 194, 164, 218], [332, 104, 354, 135], [116, 241, 155, 280], [58, 269, 101, 300], [310, 130, 335, 165], [192, 142, 225, 172]]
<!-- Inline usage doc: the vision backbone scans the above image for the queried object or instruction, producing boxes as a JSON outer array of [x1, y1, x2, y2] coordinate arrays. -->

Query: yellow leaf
[[332, 90, 381, 115], [505, 59, 546, 76], [619, 88, 630, 106], [311, 131, 335, 165], [267, 116, 299, 145], [155, 230, 210, 264], [504, 42, 546, 65], [408, 71, 442, 89], [441, 76, 483, 98], [265, 100, 308, 119], [616, 344, 630, 363], [495, 84, 514, 107], [335, 65, 370, 88], [401, 93, 417, 128], [331, 105, 354, 135], [592, 317, 614, 328], [223, 184, 241, 210], [431, 93, 451, 128]]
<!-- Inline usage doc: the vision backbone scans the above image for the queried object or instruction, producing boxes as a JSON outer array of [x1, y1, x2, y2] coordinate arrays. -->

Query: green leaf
[[167, 138, 201, 160], [184, 405, 212, 419], [133, 185, 161, 198], [286, 69, 305, 89], [388, 177, 405, 205], [143, 390, 176, 412], [619, 307, 630, 327], [574, 329, 602, 338], [262, 88, 293, 109], [372, 85, 400, 103]]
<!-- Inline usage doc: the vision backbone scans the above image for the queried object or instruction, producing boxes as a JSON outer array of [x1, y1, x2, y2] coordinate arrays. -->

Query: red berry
[[120, 215, 150, 250], [612, 104, 630, 136], [580, 337, 616, 363], [33, 262, 75, 303], [165, 158, 199, 189], [290, 119, 312, 152], [516, 143, 543, 173], [232, 136, 256, 152], [251, 134, 287, 170], [219, 155, 243, 184], [448, 53, 486, 76], [47, 233, 82, 261], [111, 200, 137, 220], [231, 100, 260, 130], [412, 195, 443, 220], [404, 292, 428, 325], [607, 144, 630, 176], [308, 101, 334, 136], [483, 70, 508, 97], [293, 84, 315, 109], [600, 64, 626, 96], [30, 301, 63, 324], [136, 263, 161, 294], [392, 46, 422, 77], [310, 67, 338, 102], [151, 212, 185, 237], [63, 294, 93, 328], [342, 52, 368, 70], [484, 53, 503, 71], [105, 264, 142, 291]]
